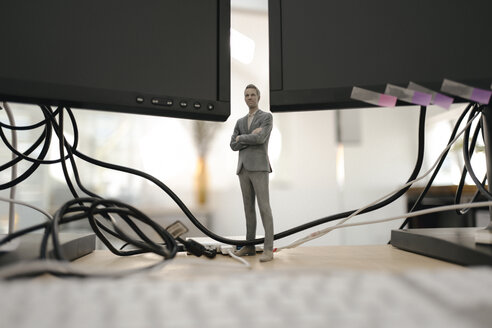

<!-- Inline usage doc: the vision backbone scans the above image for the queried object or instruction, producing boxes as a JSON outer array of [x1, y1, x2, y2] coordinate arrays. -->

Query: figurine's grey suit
[[230, 109, 274, 252]]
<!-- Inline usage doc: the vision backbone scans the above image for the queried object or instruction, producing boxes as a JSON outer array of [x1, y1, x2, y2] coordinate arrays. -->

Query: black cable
[[0, 105, 179, 264], [0, 106, 61, 130], [0, 108, 52, 189], [43, 108, 81, 258], [1, 199, 174, 279], [49, 107, 123, 249], [0, 222, 47, 245], [56, 107, 79, 199], [0, 125, 47, 170], [0, 102, 425, 280], [1, 104, 426, 253], [455, 115, 485, 214], [38, 197, 178, 261], [39, 107, 149, 259], [86, 198, 177, 258], [39, 224, 54, 260], [0, 197, 176, 260], [1, 254, 170, 280], [49, 108, 158, 258], [0, 199, 171, 260], [398, 103, 474, 230], [462, 105, 492, 200], [1, 105, 112, 248], [47, 106, 100, 199], [70, 106, 427, 246], [0, 106, 74, 165]]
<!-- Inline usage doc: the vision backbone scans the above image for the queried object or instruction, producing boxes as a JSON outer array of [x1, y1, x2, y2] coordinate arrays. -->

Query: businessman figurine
[[230, 84, 274, 262]]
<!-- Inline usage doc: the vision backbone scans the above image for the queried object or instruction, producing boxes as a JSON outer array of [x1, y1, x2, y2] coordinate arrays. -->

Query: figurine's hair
[[245, 84, 260, 98]]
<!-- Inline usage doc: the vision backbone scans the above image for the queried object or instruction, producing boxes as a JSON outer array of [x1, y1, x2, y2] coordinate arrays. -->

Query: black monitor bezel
[[0, 0, 230, 122], [268, 0, 491, 112]]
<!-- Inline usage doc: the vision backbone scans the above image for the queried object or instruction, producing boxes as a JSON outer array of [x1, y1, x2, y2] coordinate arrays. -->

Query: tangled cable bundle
[[0, 106, 178, 262], [49, 198, 178, 260], [1, 102, 490, 268]]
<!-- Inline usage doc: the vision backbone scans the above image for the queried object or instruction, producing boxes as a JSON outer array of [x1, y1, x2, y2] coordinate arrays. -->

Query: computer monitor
[[0, 0, 231, 265], [269, 0, 492, 265], [0, 0, 230, 122], [269, 0, 492, 112]]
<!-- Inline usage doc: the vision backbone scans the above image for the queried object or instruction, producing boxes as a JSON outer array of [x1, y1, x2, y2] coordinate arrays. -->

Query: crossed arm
[[230, 121, 247, 151], [230, 114, 273, 151]]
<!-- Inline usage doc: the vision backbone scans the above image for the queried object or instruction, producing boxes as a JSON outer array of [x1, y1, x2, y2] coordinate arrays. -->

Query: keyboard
[[1, 267, 492, 328]]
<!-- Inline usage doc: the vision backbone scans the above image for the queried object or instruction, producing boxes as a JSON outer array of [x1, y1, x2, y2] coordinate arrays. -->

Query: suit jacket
[[230, 109, 273, 174]]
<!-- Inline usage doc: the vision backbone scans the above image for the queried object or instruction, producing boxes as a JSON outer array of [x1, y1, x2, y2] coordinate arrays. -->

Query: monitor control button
[[179, 101, 188, 108], [193, 102, 201, 109], [207, 103, 214, 111], [136, 96, 144, 104], [152, 98, 174, 106]]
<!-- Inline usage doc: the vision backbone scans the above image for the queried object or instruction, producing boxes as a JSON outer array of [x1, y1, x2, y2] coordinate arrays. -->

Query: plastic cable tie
[[385, 84, 432, 106], [407, 81, 453, 109], [350, 86, 397, 107], [165, 221, 189, 239], [441, 79, 491, 105]]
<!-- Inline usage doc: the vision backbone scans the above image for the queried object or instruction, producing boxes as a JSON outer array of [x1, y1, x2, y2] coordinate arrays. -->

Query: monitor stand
[[391, 227, 492, 265], [391, 105, 492, 266], [0, 232, 96, 267]]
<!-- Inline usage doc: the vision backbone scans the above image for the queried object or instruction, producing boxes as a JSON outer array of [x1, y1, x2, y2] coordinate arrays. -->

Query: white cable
[[0, 196, 53, 221], [226, 249, 251, 269], [280, 107, 481, 250], [339, 109, 480, 226], [278, 200, 492, 251]]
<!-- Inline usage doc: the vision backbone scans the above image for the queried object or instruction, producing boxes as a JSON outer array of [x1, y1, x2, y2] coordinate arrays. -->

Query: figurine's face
[[244, 88, 259, 109]]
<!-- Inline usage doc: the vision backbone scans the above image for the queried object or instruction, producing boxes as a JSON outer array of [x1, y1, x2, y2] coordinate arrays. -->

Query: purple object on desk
[[471, 88, 491, 104], [412, 91, 432, 106], [433, 93, 454, 109]]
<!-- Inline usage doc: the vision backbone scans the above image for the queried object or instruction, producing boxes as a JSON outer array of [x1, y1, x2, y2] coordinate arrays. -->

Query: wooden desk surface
[[73, 245, 462, 279]]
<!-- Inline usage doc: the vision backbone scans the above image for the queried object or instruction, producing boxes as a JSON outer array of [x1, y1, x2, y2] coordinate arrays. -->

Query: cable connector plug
[[202, 248, 217, 259], [178, 237, 216, 258]]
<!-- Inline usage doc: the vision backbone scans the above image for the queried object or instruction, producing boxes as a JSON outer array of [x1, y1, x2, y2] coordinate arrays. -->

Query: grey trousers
[[238, 169, 274, 251]]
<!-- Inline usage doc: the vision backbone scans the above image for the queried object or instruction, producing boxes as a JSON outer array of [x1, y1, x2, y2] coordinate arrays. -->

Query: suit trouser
[[238, 168, 274, 251]]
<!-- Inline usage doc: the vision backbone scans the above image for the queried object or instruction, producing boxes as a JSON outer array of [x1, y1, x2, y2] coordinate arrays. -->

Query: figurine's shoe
[[234, 246, 256, 256], [259, 250, 273, 262]]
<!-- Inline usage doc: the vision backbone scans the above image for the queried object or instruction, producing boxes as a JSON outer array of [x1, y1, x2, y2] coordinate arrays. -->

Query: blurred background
[[0, 0, 487, 248]]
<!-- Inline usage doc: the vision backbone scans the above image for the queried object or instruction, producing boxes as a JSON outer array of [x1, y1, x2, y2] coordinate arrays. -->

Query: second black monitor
[[269, 0, 492, 111]]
